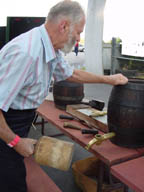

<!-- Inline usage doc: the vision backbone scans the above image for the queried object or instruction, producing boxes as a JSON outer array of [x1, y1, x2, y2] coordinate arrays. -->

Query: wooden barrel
[[53, 80, 84, 110], [108, 79, 144, 148]]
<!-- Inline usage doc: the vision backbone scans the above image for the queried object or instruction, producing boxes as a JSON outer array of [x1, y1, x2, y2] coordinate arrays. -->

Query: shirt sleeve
[[0, 45, 33, 112], [53, 51, 74, 82]]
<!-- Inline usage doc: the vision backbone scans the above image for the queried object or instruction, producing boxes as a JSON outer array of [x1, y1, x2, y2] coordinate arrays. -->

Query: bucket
[[34, 136, 74, 171], [53, 80, 84, 110], [108, 79, 144, 148]]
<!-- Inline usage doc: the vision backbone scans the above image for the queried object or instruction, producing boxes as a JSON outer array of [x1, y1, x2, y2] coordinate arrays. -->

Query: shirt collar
[[39, 24, 57, 63]]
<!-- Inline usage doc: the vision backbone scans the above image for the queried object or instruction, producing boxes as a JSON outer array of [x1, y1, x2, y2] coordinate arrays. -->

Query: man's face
[[61, 17, 85, 54]]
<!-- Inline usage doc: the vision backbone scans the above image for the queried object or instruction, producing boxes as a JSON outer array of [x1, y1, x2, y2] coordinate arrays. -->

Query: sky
[[103, 0, 144, 42], [0, 0, 144, 42]]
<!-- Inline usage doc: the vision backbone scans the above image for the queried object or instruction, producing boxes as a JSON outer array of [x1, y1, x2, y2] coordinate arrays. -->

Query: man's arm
[[0, 110, 36, 157], [66, 69, 128, 85]]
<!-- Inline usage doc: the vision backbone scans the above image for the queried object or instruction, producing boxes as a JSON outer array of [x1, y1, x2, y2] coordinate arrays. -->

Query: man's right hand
[[14, 138, 37, 157]]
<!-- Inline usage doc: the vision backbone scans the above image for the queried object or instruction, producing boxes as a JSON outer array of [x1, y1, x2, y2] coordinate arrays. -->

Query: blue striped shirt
[[0, 24, 74, 112]]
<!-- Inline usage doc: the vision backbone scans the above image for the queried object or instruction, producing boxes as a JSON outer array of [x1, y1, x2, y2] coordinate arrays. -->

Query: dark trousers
[[0, 146, 26, 192], [74, 47, 78, 56], [0, 108, 36, 192]]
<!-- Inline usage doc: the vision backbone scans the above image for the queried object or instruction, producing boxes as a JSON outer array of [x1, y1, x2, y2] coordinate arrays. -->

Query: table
[[36, 100, 144, 192], [24, 156, 62, 192], [111, 157, 144, 192]]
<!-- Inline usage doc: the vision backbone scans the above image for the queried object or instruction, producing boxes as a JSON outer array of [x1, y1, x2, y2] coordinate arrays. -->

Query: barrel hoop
[[108, 101, 144, 109], [108, 123, 144, 136], [53, 95, 84, 101], [116, 84, 144, 91]]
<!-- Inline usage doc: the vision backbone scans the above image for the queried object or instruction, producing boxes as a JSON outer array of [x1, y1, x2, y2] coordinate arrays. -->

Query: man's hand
[[14, 138, 37, 157], [108, 73, 128, 85]]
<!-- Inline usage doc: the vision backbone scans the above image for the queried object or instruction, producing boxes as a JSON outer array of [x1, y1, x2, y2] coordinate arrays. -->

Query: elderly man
[[0, 0, 128, 191]]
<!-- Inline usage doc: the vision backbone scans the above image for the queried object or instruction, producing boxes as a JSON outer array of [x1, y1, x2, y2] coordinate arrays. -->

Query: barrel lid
[[128, 78, 144, 83], [115, 78, 144, 91]]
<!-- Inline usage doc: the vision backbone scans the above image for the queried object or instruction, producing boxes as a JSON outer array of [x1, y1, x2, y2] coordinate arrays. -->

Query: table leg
[[97, 161, 104, 192], [41, 118, 45, 135], [123, 185, 129, 192], [40, 117, 64, 137], [34, 114, 64, 137], [97, 162, 125, 192], [32, 114, 48, 135]]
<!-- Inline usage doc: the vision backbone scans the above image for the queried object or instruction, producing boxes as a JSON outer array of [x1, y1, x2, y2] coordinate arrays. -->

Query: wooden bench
[[24, 156, 62, 192], [111, 157, 144, 192]]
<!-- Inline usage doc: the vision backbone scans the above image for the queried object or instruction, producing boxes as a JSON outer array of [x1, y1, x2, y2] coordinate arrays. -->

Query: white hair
[[46, 0, 85, 24]]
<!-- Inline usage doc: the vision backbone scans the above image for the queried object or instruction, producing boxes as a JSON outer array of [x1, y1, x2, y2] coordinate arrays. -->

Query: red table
[[37, 100, 144, 191], [111, 157, 144, 192], [24, 156, 62, 192]]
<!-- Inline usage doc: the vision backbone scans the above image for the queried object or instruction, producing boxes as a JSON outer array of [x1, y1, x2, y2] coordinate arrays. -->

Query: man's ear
[[59, 20, 70, 33]]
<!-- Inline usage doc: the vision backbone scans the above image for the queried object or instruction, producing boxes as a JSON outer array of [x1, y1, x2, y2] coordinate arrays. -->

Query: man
[[74, 41, 79, 56], [0, 0, 128, 191]]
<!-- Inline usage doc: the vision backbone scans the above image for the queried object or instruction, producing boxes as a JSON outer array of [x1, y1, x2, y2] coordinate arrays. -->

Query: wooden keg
[[53, 80, 84, 110], [108, 79, 144, 148], [34, 136, 74, 171]]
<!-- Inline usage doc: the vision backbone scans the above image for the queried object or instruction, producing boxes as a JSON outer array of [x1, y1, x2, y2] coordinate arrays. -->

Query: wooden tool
[[63, 122, 99, 134], [59, 114, 96, 129], [66, 104, 108, 133], [63, 122, 81, 130], [34, 136, 74, 171]]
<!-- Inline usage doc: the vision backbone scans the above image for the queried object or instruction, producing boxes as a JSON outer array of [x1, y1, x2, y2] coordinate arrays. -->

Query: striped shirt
[[0, 24, 74, 112]]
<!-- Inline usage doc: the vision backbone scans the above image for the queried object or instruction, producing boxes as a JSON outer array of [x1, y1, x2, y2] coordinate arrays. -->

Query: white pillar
[[85, 0, 106, 75]]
